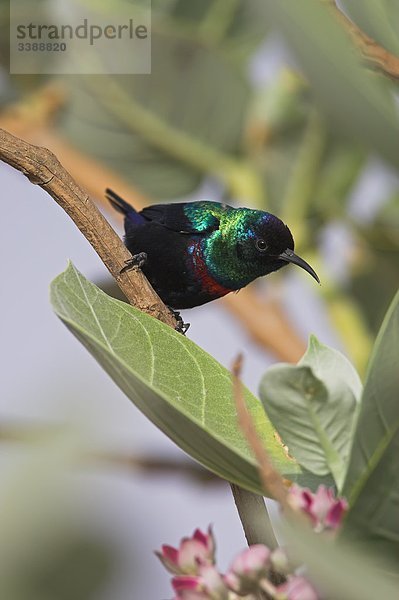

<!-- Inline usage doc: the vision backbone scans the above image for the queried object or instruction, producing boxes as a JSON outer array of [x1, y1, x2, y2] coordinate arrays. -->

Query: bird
[[106, 188, 319, 321]]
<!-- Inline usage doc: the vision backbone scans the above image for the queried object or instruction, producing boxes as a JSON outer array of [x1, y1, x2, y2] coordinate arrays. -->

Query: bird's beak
[[278, 248, 320, 284]]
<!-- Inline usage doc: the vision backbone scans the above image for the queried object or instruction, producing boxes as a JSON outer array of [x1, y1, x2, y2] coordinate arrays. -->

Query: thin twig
[[231, 355, 312, 543], [232, 354, 290, 509], [0, 128, 176, 328], [327, 0, 399, 81], [231, 355, 293, 591]]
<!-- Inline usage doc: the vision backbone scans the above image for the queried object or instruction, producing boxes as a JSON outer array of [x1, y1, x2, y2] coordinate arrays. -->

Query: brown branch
[[232, 355, 311, 531], [0, 127, 176, 328], [327, 0, 399, 80]]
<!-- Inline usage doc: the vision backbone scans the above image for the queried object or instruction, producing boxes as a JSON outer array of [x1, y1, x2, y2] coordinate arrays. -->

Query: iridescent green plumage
[[184, 202, 291, 289]]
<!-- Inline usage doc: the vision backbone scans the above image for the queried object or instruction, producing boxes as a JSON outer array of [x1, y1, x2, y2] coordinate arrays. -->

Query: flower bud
[[156, 526, 216, 575], [276, 575, 319, 600], [270, 547, 291, 575], [172, 565, 228, 599], [288, 484, 348, 531], [225, 544, 271, 595]]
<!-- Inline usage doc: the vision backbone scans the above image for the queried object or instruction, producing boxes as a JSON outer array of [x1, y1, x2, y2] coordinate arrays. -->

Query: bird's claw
[[170, 309, 190, 335], [120, 252, 147, 274]]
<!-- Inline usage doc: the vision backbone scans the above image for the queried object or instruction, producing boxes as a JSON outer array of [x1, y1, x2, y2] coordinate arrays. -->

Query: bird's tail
[[105, 188, 145, 228]]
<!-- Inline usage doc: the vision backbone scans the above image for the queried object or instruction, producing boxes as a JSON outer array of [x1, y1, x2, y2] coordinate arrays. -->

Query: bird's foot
[[169, 308, 190, 335], [120, 252, 147, 274]]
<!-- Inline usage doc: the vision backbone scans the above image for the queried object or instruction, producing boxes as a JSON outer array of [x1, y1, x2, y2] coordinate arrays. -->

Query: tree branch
[[327, 0, 399, 81], [0, 127, 176, 328]]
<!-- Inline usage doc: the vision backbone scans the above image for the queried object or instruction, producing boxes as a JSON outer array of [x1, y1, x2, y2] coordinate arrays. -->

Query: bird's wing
[[140, 201, 232, 234]]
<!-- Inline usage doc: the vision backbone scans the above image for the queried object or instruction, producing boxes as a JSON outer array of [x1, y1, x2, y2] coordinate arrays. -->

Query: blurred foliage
[[349, 194, 399, 331], [8, 537, 112, 600], [56, 0, 266, 199], [57, 35, 251, 198], [261, 0, 399, 170], [285, 519, 399, 600], [0, 432, 115, 600]]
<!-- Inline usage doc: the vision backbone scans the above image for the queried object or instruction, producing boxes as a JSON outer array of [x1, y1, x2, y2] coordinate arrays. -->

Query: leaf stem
[[230, 484, 279, 550]]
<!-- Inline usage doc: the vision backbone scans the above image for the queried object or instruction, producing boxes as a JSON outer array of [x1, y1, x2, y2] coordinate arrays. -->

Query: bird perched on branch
[[106, 189, 319, 327]]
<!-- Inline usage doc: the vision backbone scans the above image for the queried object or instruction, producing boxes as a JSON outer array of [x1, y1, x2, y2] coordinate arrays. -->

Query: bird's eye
[[255, 239, 268, 252]]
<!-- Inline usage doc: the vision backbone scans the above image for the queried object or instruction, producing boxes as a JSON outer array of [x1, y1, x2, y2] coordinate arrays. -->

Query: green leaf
[[259, 336, 362, 490], [261, 0, 399, 170], [342, 288, 399, 562], [50, 263, 302, 495]]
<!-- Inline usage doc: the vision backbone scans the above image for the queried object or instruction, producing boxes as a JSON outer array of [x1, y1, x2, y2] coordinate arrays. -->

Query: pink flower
[[289, 484, 348, 531], [172, 564, 228, 599], [270, 547, 290, 575], [276, 576, 319, 600], [225, 544, 271, 595], [156, 526, 216, 575]]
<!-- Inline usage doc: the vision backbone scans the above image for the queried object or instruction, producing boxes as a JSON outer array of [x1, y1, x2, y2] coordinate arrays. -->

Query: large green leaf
[[261, 0, 399, 170], [50, 263, 302, 495], [342, 289, 399, 563], [259, 336, 362, 490]]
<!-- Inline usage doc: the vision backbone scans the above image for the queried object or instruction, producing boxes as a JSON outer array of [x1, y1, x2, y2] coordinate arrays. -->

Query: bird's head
[[232, 210, 320, 283]]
